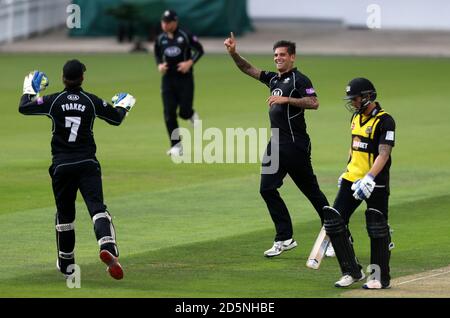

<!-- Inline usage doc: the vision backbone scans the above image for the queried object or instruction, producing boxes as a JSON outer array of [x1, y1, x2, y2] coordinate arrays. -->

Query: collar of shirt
[[278, 67, 297, 79], [371, 102, 382, 116], [362, 102, 382, 120], [165, 27, 180, 38], [65, 87, 82, 92]]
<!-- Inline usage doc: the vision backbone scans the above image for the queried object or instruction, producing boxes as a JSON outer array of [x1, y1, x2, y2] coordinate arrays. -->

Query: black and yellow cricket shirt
[[342, 103, 396, 187]]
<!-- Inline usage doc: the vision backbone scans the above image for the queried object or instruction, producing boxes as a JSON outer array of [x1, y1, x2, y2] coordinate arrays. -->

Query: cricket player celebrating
[[323, 78, 396, 289], [224, 33, 331, 258], [19, 60, 136, 280]]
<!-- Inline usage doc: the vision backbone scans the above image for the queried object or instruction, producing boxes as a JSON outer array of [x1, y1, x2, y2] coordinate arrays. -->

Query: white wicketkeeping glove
[[112, 93, 136, 112], [351, 174, 376, 200], [23, 71, 49, 95]]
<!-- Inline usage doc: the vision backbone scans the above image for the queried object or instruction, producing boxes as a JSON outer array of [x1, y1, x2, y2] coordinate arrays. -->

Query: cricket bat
[[306, 226, 330, 270]]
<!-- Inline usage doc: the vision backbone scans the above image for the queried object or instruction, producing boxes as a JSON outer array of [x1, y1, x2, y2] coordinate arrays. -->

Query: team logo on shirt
[[102, 100, 108, 107], [177, 36, 184, 43], [272, 88, 283, 96], [164, 46, 182, 57], [365, 126, 373, 135], [67, 94, 80, 101], [283, 77, 291, 84]]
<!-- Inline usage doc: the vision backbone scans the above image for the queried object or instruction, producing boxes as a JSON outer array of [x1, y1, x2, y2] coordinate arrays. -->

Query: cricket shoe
[[166, 143, 183, 156], [264, 238, 298, 257], [362, 279, 391, 289], [325, 242, 335, 257], [100, 250, 124, 280], [189, 111, 200, 127], [335, 270, 366, 288]]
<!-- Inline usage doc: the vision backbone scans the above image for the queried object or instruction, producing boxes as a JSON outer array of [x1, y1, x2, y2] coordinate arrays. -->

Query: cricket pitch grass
[[0, 53, 449, 297]]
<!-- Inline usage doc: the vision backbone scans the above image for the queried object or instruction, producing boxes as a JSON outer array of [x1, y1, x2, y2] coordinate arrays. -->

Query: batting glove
[[23, 71, 49, 95], [351, 174, 376, 200], [112, 93, 136, 112]]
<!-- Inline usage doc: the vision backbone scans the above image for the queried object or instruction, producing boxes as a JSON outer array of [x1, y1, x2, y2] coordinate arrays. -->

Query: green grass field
[[0, 53, 449, 297]]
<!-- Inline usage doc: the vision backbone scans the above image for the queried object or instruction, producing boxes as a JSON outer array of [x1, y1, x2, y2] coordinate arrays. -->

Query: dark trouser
[[49, 159, 118, 274], [330, 179, 391, 285], [260, 142, 329, 241], [161, 74, 195, 146]]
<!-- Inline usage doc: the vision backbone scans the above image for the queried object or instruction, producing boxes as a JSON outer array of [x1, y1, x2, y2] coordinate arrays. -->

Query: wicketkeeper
[[324, 78, 395, 289], [18, 60, 136, 280]]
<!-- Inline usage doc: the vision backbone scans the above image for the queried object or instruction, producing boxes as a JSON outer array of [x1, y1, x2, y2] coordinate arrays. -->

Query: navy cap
[[161, 9, 178, 22], [63, 59, 86, 80]]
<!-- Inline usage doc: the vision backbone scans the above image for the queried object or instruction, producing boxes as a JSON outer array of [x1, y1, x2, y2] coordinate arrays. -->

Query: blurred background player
[[323, 78, 395, 289], [224, 33, 331, 258], [154, 9, 204, 156], [18, 60, 136, 280]]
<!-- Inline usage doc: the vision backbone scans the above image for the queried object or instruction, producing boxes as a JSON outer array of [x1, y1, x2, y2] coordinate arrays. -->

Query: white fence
[[0, 0, 70, 43]]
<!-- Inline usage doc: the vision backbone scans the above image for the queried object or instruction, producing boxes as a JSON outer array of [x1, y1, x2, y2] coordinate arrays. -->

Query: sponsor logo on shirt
[[164, 46, 181, 57], [352, 136, 368, 150], [67, 94, 79, 101], [272, 88, 283, 96]]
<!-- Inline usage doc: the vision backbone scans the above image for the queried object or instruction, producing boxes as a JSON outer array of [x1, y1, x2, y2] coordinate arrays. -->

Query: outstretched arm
[[224, 32, 261, 80]]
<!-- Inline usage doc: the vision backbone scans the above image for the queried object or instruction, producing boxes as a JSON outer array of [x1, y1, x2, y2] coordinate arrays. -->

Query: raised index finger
[[230, 32, 235, 40]]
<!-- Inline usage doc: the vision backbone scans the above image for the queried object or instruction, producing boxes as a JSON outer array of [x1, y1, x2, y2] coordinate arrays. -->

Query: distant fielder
[[154, 9, 204, 156], [324, 78, 395, 289], [18, 60, 136, 280], [224, 33, 332, 258]]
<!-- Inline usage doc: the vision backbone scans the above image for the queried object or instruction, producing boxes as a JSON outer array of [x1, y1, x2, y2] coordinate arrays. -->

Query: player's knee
[[55, 211, 75, 226], [259, 188, 271, 199], [365, 208, 389, 238], [323, 206, 346, 236], [179, 109, 193, 120], [56, 204, 75, 218]]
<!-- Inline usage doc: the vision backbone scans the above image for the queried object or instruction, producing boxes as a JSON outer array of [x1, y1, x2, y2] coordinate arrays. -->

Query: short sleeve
[[295, 74, 317, 97], [378, 115, 396, 147], [259, 71, 277, 87]]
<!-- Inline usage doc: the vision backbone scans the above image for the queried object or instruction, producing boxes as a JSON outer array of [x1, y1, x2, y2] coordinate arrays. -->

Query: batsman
[[324, 78, 395, 289]]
